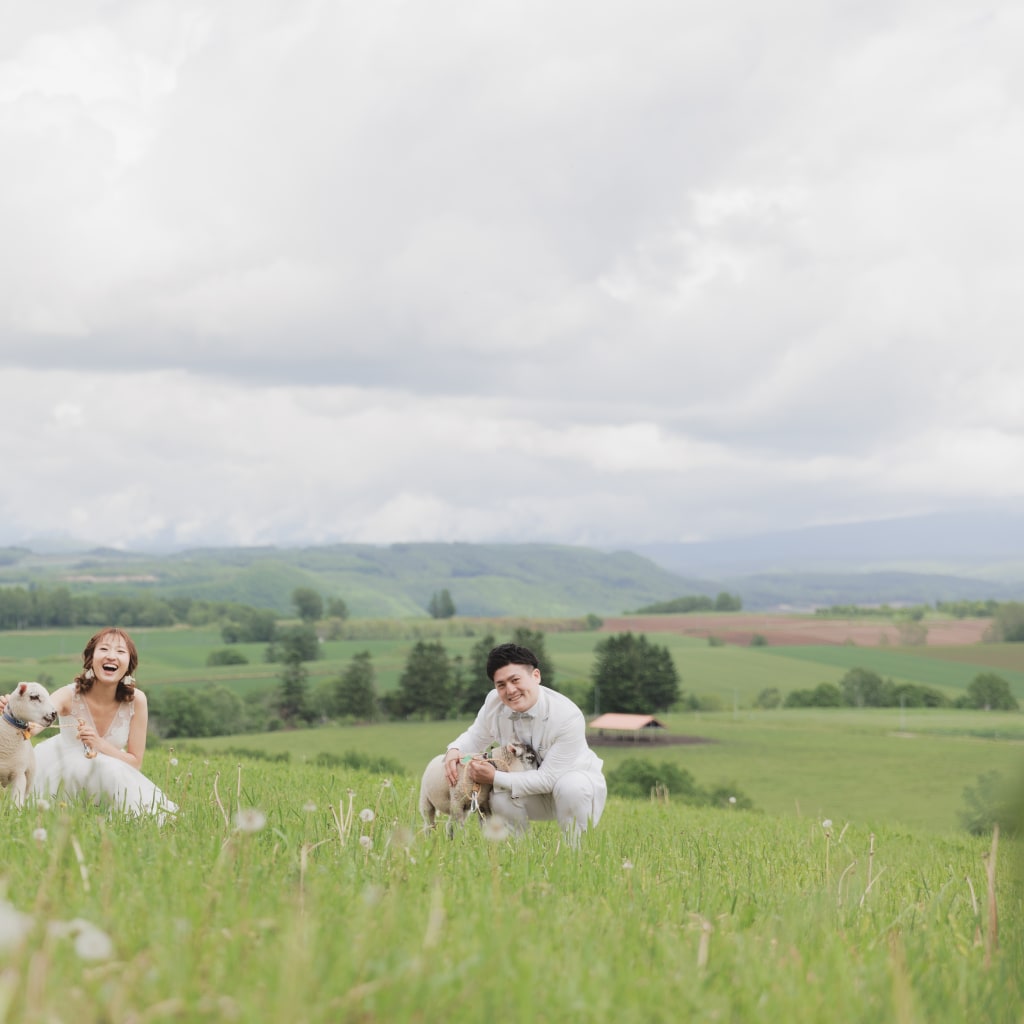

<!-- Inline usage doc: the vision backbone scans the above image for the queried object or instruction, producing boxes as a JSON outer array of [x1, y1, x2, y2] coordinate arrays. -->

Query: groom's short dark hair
[[486, 642, 539, 681]]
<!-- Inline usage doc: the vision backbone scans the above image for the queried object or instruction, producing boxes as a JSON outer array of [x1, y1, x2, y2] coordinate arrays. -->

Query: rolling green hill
[[0, 542, 720, 618]]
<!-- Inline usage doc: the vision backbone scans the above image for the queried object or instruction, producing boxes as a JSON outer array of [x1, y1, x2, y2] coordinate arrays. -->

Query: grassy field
[[177, 709, 1024, 836], [5, 622, 1024, 704], [1, 753, 1020, 1023], [3, 624, 1023, 837]]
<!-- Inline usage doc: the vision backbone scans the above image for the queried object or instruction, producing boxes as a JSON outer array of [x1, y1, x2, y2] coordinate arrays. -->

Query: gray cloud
[[1, 1, 1022, 549]]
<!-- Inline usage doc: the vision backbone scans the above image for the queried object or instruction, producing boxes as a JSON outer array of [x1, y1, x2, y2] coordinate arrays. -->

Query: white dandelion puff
[[49, 918, 115, 961], [381, 779, 393, 788], [0, 901, 34, 953], [359, 808, 375, 823], [822, 819, 832, 830], [359, 835, 373, 851], [622, 858, 634, 870], [35, 798, 50, 812], [32, 828, 47, 843], [302, 800, 318, 813], [169, 757, 179, 767], [728, 796, 737, 805], [233, 808, 267, 833]]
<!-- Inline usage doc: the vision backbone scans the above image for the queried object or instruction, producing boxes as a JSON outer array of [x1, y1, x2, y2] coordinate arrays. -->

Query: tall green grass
[[2, 754, 1020, 1023]]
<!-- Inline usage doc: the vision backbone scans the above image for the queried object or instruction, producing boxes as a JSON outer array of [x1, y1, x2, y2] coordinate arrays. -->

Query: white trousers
[[489, 770, 607, 842]]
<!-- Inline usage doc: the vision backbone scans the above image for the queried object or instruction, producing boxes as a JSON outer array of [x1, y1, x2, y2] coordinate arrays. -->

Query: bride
[[21, 628, 176, 820]]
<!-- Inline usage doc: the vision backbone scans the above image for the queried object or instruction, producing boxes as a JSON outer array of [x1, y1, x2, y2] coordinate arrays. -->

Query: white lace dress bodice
[[32, 688, 176, 820]]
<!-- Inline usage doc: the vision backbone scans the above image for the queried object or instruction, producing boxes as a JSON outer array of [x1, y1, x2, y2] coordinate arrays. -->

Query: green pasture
[[4, 626, 1023, 836], [180, 709, 1024, 835], [5, 625, 1024, 706], [1, 754, 1020, 1023]]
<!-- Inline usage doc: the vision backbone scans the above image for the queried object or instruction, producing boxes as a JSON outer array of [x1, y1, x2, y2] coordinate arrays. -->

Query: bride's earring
[[123, 675, 135, 688], [84, 668, 94, 681]]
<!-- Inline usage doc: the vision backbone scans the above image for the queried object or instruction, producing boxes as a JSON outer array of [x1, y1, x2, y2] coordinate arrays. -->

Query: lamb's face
[[504, 742, 538, 771], [9, 682, 58, 727]]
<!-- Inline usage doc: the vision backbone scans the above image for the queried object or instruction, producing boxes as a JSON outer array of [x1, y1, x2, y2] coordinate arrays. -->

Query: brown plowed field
[[600, 614, 992, 648]]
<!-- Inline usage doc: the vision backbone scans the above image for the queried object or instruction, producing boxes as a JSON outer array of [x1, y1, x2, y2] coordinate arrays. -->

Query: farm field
[[3, 621, 1022, 836], [1, 753, 1020, 1023], [5, 627, 1024, 712], [605, 611, 993, 646]]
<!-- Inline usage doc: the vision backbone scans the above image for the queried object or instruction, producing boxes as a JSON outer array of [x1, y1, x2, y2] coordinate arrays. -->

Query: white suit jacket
[[449, 686, 604, 800]]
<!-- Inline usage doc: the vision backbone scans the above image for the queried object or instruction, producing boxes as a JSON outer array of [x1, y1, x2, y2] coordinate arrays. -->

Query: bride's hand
[[76, 720, 98, 746]]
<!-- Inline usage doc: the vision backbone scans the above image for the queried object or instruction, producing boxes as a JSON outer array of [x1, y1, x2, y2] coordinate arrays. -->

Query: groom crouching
[[442, 643, 606, 844]]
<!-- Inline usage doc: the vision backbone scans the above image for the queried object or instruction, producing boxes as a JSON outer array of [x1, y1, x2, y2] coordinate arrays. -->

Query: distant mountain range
[[632, 510, 1024, 610], [632, 509, 1024, 580], [3, 510, 1022, 615]]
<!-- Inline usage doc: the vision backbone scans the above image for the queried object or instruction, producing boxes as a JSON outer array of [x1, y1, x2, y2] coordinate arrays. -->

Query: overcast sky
[[2, 1, 1021, 552]]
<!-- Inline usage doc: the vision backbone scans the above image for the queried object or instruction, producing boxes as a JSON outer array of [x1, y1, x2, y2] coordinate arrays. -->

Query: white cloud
[[1, 1, 1022, 549]]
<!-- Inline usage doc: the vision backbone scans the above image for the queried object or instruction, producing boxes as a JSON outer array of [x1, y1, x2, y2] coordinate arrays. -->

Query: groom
[[443, 642, 606, 842]]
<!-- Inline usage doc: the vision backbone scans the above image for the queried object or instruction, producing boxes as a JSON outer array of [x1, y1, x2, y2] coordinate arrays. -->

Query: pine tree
[[331, 651, 377, 719], [589, 632, 680, 713], [276, 652, 313, 725], [392, 640, 453, 719]]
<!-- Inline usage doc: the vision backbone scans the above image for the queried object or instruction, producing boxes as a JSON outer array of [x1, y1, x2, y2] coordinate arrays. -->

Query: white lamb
[[419, 742, 537, 833], [1, 682, 58, 808]]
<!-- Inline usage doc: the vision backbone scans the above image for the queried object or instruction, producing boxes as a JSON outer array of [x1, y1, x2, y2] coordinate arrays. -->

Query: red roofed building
[[588, 713, 667, 743]]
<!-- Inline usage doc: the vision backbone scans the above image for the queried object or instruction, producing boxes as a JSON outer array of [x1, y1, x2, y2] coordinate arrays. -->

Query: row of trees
[[0, 583, 343, 633], [0, 583, 421, 633], [149, 638, 1021, 742], [633, 592, 742, 614], [149, 627, 683, 736], [755, 667, 1019, 711]]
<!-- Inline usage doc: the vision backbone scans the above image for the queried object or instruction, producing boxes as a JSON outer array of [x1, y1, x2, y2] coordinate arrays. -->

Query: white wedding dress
[[32, 690, 177, 820]]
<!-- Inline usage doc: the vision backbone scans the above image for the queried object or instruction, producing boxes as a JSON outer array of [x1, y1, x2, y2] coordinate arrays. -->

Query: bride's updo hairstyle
[[75, 627, 139, 703]]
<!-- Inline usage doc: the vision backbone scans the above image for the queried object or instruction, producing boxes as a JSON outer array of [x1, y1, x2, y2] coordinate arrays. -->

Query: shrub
[[961, 673, 1020, 711], [313, 751, 405, 775], [207, 648, 250, 667], [605, 757, 756, 811], [959, 770, 1021, 836], [606, 758, 701, 800]]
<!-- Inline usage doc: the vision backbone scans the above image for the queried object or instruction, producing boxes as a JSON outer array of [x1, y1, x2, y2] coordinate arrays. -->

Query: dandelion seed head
[[233, 808, 267, 833], [359, 835, 373, 850], [381, 778, 392, 788], [72, 921, 115, 961], [302, 800, 318, 813], [728, 796, 737, 805], [0, 901, 34, 953], [359, 808, 375, 823], [822, 819, 832, 829], [169, 757, 179, 766], [35, 798, 50, 812], [32, 828, 47, 843], [622, 858, 634, 870], [49, 918, 115, 961]]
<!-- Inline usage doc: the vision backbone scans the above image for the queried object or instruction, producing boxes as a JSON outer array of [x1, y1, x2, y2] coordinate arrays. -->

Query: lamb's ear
[[17, 682, 28, 696]]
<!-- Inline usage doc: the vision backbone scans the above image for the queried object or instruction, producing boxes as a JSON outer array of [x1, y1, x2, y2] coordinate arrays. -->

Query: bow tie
[[509, 711, 534, 721]]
